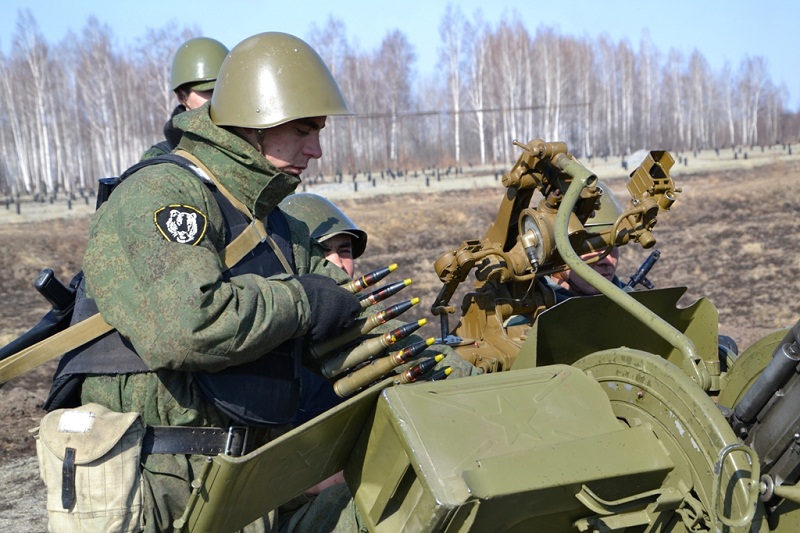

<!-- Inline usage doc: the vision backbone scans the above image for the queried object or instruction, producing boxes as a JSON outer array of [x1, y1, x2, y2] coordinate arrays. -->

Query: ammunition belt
[[142, 426, 251, 457]]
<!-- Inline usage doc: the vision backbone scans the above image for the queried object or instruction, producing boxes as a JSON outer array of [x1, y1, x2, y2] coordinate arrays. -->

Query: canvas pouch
[[34, 402, 144, 533]]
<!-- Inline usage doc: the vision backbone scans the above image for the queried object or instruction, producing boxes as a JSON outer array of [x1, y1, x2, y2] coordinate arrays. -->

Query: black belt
[[142, 426, 249, 457]]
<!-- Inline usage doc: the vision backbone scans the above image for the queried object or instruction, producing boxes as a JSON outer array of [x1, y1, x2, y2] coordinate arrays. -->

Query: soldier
[[140, 36, 229, 160], [51, 31, 474, 533], [75, 32, 364, 532], [548, 247, 627, 301], [279, 192, 367, 278], [279, 193, 367, 426], [548, 184, 628, 302]]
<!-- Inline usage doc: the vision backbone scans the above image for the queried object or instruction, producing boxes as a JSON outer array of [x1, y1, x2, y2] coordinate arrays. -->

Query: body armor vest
[[46, 157, 302, 426]]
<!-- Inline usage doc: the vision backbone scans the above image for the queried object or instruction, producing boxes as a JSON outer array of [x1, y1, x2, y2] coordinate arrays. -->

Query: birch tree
[[309, 16, 353, 175], [738, 56, 767, 146], [374, 30, 415, 168], [464, 11, 490, 165], [17, 17, 55, 197], [635, 32, 657, 148], [439, 3, 468, 164]]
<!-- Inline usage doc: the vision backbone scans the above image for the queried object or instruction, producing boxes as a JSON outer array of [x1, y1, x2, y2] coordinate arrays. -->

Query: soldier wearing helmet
[[280, 193, 367, 428], [71, 32, 365, 532], [54, 32, 475, 532], [279, 192, 367, 277], [140, 37, 229, 160], [548, 184, 628, 300]]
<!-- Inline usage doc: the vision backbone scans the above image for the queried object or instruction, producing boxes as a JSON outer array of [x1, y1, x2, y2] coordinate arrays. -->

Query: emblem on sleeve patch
[[154, 205, 207, 245]]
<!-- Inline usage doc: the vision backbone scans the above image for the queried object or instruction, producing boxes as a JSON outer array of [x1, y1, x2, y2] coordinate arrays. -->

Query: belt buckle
[[225, 426, 249, 456]]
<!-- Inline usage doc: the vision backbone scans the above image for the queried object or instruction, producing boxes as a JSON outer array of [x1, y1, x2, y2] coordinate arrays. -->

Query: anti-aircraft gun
[[169, 139, 800, 532], [117, 140, 774, 531]]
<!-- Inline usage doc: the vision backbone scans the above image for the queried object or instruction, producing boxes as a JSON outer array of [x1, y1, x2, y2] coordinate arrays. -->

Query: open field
[[1, 145, 799, 530]]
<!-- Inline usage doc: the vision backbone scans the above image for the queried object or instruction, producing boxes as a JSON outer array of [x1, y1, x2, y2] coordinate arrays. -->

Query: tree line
[[0, 6, 797, 200]]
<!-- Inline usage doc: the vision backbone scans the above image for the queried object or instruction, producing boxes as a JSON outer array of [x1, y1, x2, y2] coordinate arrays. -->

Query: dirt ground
[[1, 149, 799, 530]]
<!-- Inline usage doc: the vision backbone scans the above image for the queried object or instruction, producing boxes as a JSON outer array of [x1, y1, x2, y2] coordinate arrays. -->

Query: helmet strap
[[175, 88, 190, 107], [255, 129, 266, 153]]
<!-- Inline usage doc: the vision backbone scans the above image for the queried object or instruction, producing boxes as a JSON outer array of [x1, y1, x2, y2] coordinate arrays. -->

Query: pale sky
[[1, 0, 799, 110]]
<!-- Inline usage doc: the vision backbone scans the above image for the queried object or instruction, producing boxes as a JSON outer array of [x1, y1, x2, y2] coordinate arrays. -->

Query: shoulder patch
[[154, 204, 208, 245]]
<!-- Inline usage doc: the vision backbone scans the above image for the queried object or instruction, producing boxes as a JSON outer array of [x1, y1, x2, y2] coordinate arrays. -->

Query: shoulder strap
[[0, 314, 112, 384], [153, 140, 172, 155], [96, 154, 204, 209], [174, 149, 294, 274], [0, 153, 284, 385]]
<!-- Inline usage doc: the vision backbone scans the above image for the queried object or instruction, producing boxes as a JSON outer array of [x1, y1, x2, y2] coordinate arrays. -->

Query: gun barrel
[[732, 339, 800, 430]]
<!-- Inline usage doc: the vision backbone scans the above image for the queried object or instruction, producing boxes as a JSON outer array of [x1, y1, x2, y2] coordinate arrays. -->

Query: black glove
[[297, 274, 362, 344]]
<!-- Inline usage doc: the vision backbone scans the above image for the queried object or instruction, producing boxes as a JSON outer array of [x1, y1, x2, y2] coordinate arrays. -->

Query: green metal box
[[346, 365, 674, 532]]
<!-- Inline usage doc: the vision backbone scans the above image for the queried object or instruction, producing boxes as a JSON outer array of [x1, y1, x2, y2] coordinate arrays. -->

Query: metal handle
[[711, 443, 760, 528]]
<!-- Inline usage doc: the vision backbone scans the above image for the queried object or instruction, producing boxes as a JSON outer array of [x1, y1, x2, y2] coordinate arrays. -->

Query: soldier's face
[[261, 117, 326, 177], [176, 86, 213, 110], [320, 234, 355, 277], [183, 89, 213, 110], [566, 247, 620, 295]]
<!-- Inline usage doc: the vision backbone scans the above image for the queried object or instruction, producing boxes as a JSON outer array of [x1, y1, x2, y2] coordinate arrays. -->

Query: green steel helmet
[[280, 193, 367, 259], [210, 32, 352, 128], [170, 37, 229, 92], [585, 182, 625, 234]]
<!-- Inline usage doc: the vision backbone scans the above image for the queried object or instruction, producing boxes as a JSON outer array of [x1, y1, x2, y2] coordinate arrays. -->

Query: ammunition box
[[346, 365, 674, 532]]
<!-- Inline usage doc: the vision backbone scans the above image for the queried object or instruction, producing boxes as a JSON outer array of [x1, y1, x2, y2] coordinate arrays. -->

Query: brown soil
[[1, 154, 799, 529]]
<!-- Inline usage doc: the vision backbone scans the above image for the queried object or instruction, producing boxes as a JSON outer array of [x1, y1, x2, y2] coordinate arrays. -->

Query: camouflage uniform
[[138, 37, 229, 162], [81, 104, 348, 532], [79, 104, 475, 532]]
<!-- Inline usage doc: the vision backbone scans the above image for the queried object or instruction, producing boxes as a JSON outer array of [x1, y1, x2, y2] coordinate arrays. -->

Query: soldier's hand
[[298, 274, 362, 343]]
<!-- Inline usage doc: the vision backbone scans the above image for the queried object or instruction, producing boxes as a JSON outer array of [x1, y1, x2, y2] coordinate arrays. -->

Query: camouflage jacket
[[77, 105, 476, 532], [80, 104, 349, 430]]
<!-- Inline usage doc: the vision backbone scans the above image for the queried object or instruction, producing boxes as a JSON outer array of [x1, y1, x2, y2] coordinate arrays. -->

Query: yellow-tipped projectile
[[322, 318, 429, 379], [342, 263, 399, 294], [332, 337, 436, 397]]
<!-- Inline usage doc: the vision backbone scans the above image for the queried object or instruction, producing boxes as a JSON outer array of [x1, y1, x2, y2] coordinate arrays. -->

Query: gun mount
[[430, 140, 685, 375]]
